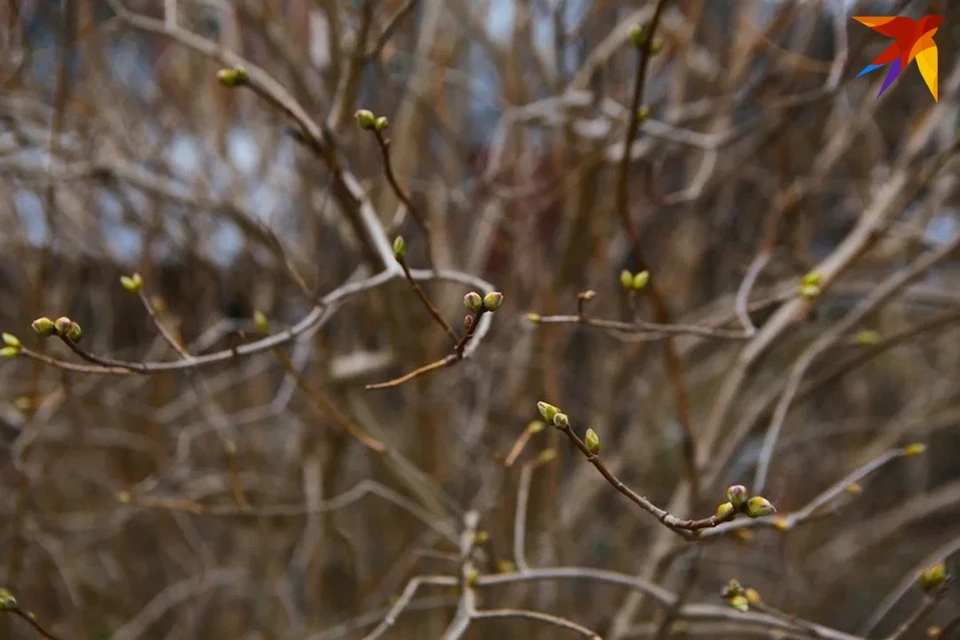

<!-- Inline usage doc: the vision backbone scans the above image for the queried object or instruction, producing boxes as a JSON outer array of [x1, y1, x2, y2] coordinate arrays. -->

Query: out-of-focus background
[[1, 0, 959, 638]]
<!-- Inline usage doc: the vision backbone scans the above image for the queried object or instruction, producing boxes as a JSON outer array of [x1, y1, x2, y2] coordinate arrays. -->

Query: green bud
[[374, 116, 389, 132], [650, 40, 663, 54], [552, 413, 569, 428], [856, 329, 881, 345], [745, 496, 777, 518], [0, 588, 17, 610], [253, 310, 269, 335], [66, 321, 82, 343], [628, 24, 645, 48], [620, 269, 634, 290], [637, 105, 651, 121], [578, 290, 597, 301], [715, 501, 735, 519], [799, 283, 821, 300], [463, 292, 483, 313], [801, 271, 823, 287], [537, 401, 559, 422], [904, 442, 926, 457], [120, 273, 143, 293], [632, 270, 650, 291], [0, 346, 19, 358], [2, 333, 20, 349], [216, 66, 249, 87], [393, 235, 406, 259], [919, 563, 947, 592], [31, 317, 56, 337], [729, 594, 749, 612], [354, 109, 376, 130], [726, 485, 749, 510], [483, 291, 504, 312], [54, 317, 72, 336], [584, 428, 600, 455]]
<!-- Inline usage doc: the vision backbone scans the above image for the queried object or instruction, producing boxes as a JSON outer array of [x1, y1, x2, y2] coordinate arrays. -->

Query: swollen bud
[[584, 428, 600, 455], [0, 346, 18, 358], [728, 594, 749, 612], [2, 333, 21, 349], [66, 321, 82, 343], [537, 401, 559, 422], [216, 66, 249, 87], [463, 291, 483, 313], [745, 496, 777, 518], [483, 291, 504, 312], [31, 317, 56, 337], [525, 313, 541, 323], [904, 442, 926, 457], [54, 317, 73, 337], [393, 236, 406, 259], [637, 106, 651, 121], [253, 310, 269, 335], [552, 413, 569, 428], [726, 485, 749, 510], [620, 269, 633, 290], [120, 273, 144, 293], [628, 24, 645, 48], [715, 501, 735, 519], [374, 116, 389, 132], [0, 588, 17, 610], [919, 563, 947, 593], [632, 270, 650, 291], [354, 109, 376, 130]]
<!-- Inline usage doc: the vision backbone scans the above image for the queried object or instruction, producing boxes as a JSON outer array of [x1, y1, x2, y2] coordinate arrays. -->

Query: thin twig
[[531, 315, 751, 340], [556, 421, 734, 538], [375, 129, 436, 268], [397, 255, 456, 343], [2, 607, 66, 640], [471, 608, 601, 639]]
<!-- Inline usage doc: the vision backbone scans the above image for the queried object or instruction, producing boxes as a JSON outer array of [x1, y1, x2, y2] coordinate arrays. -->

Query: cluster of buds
[[31, 316, 82, 342], [120, 272, 144, 293], [799, 270, 823, 301], [354, 109, 389, 133], [463, 291, 504, 314], [216, 66, 249, 88], [715, 484, 777, 520], [537, 401, 570, 429], [619, 269, 650, 292], [1, 333, 21, 358], [918, 562, 949, 593], [627, 24, 663, 54], [721, 579, 761, 613]]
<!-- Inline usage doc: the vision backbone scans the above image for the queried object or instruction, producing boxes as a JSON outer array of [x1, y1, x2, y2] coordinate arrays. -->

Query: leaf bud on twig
[[745, 496, 777, 518], [463, 292, 483, 313], [31, 317, 56, 337], [537, 401, 559, 422], [482, 291, 504, 312], [120, 273, 143, 293], [354, 109, 376, 130], [584, 428, 600, 455], [726, 484, 749, 510]]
